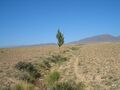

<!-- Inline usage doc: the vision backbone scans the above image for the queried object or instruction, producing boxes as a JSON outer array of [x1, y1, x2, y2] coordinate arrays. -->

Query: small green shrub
[[70, 47, 79, 51], [15, 61, 36, 72], [40, 60, 51, 70], [15, 61, 41, 83], [38, 54, 67, 71], [1, 50, 4, 53], [0, 85, 11, 90], [50, 82, 75, 90], [62, 49, 70, 54], [13, 83, 24, 90], [93, 84, 101, 90], [48, 54, 67, 64], [12, 82, 35, 90], [76, 82, 85, 90], [15, 61, 26, 70], [46, 71, 60, 86], [50, 81, 85, 90], [19, 71, 35, 83]]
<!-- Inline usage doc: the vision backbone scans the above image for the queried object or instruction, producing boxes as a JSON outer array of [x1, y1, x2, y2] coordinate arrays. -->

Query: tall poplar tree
[[56, 29, 64, 50]]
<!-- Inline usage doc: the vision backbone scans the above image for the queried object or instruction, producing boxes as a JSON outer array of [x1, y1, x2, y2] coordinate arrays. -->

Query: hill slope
[[0, 43, 120, 90], [58, 43, 120, 90], [70, 34, 120, 44]]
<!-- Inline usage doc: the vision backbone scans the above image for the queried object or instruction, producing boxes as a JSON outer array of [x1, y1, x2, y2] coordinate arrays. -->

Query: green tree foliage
[[56, 29, 64, 48]]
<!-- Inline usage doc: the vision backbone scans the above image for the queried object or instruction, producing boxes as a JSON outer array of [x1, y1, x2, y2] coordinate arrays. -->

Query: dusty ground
[[0, 43, 120, 90], [58, 42, 120, 90], [0, 45, 70, 86]]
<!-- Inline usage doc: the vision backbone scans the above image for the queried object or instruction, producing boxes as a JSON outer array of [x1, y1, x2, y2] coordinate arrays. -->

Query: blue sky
[[0, 0, 120, 47]]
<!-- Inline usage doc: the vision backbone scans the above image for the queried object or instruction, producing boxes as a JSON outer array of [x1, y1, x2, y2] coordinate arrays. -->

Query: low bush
[[40, 60, 51, 70], [46, 71, 60, 86], [39, 54, 67, 71], [19, 71, 35, 83], [15, 61, 36, 72], [0, 85, 11, 90], [48, 54, 67, 64], [12, 82, 35, 90], [1, 50, 4, 53], [76, 82, 85, 90], [15, 61, 41, 83], [50, 82, 75, 90], [13, 83, 24, 90], [62, 49, 70, 54], [50, 81, 85, 90], [70, 47, 79, 51]]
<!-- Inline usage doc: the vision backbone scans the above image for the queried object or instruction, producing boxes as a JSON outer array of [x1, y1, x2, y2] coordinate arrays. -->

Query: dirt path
[[69, 49, 83, 82], [73, 55, 80, 82], [58, 48, 85, 82]]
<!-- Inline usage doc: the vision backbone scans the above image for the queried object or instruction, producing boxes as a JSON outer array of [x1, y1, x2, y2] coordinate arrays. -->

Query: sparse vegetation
[[50, 81, 85, 90], [76, 82, 86, 90], [48, 54, 67, 64], [0, 43, 120, 90], [38, 54, 67, 72], [19, 71, 35, 83], [0, 85, 11, 90], [50, 82, 75, 90], [12, 81, 35, 90], [1, 50, 4, 53], [70, 47, 79, 51], [46, 71, 60, 86], [40, 60, 51, 70], [15, 61, 41, 83]]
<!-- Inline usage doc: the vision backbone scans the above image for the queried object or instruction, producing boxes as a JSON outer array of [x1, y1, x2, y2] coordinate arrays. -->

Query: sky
[[0, 0, 120, 47]]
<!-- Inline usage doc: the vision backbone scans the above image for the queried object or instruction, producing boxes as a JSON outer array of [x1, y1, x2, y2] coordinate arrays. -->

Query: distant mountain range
[[70, 34, 120, 44], [2, 34, 120, 48]]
